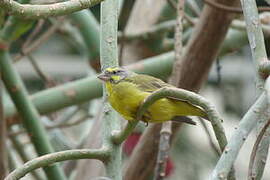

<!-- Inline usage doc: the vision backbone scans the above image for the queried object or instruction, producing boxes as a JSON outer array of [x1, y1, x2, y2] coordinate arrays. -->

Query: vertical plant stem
[[100, 0, 121, 179], [154, 122, 172, 180], [199, 119, 220, 156], [0, 50, 66, 180], [170, 0, 184, 85], [154, 0, 185, 179], [240, 0, 267, 89], [240, 0, 269, 179]]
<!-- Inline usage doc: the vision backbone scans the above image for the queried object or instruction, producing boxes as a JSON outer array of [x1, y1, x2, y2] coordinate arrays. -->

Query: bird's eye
[[112, 71, 117, 74]]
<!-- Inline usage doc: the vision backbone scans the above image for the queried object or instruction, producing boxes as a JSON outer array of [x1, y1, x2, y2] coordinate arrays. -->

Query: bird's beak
[[97, 73, 110, 81]]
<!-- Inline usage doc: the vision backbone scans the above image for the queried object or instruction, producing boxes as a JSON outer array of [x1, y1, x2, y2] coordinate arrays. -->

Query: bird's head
[[97, 67, 130, 84]]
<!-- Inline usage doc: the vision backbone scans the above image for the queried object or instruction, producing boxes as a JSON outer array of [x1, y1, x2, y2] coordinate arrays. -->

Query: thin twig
[[171, 0, 184, 85], [27, 54, 56, 87], [14, 18, 64, 62], [248, 119, 270, 180], [166, 0, 196, 25], [199, 118, 221, 156], [153, 122, 172, 180], [154, 0, 185, 179], [21, 19, 45, 50]]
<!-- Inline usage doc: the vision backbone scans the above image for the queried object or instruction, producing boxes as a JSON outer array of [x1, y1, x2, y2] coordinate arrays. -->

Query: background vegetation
[[1, 0, 270, 179]]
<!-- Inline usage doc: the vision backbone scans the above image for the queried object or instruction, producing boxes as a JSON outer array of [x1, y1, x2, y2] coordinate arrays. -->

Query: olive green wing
[[124, 74, 173, 92]]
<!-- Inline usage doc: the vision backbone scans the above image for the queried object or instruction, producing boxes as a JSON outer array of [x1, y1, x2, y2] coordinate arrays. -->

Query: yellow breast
[[105, 81, 176, 122], [106, 81, 148, 121]]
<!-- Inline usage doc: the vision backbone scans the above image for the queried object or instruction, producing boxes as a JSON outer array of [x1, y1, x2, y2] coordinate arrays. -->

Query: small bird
[[97, 67, 207, 125]]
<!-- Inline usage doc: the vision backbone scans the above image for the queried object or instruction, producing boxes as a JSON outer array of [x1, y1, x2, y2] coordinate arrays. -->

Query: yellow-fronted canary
[[98, 67, 207, 124]]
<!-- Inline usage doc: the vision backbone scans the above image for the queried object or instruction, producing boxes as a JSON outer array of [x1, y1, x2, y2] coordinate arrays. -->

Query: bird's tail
[[171, 116, 197, 125], [175, 101, 210, 121], [192, 106, 210, 121]]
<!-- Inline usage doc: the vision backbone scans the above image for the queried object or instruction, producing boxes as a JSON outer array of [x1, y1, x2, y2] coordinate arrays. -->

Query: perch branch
[[136, 87, 227, 151]]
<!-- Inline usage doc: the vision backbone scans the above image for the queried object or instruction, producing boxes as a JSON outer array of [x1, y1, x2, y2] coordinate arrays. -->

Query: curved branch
[[240, 0, 268, 87], [0, 0, 105, 19], [4, 148, 110, 180], [136, 87, 227, 151], [248, 119, 270, 180]]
